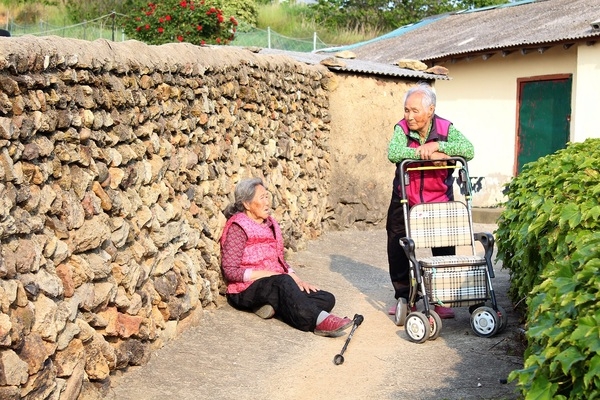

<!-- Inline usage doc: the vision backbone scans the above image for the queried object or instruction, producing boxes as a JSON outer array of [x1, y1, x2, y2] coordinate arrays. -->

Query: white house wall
[[433, 45, 579, 207], [572, 43, 600, 142]]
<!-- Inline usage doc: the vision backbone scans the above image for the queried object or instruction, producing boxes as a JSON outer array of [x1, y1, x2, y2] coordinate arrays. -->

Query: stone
[[395, 59, 428, 71], [425, 65, 450, 75], [54, 338, 85, 377], [32, 293, 59, 342], [334, 50, 356, 59], [18, 332, 54, 374], [0, 349, 28, 386], [0, 312, 11, 346], [320, 57, 347, 68]]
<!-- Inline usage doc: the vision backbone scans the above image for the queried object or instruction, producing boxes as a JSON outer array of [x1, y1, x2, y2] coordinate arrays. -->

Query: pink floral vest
[[220, 213, 288, 293]]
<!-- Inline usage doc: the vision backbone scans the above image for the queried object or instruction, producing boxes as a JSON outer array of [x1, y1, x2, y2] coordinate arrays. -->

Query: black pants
[[227, 274, 335, 332], [386, 191, 455, 300]]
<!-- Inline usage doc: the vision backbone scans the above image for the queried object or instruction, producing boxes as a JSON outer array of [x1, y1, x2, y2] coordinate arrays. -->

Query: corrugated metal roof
[[257, 48, 450, 80], [321, 0, 600, 64]]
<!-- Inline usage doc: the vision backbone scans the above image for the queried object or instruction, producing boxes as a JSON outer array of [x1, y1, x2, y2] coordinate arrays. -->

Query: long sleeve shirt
[[388, 123, 474, 163]]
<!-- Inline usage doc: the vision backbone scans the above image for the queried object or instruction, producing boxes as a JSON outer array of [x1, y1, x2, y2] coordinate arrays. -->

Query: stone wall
[[0, 36, 334, 399]]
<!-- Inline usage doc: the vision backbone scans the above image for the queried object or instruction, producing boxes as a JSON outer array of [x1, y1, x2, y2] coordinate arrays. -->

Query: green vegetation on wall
[[495, 138, 600, 398]]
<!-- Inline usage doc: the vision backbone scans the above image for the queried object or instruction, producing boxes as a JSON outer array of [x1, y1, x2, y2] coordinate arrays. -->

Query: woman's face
[[244, 184, 271, 223], [404, 92, 434, 135]]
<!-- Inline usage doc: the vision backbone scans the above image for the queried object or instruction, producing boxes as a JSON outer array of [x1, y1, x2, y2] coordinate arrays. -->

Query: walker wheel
[[405, 312, 430, 343], [427, 310, 442, 341], [394, 298, 408, 326], [496, 305, 508, 333], [470, 306, 499, 337]]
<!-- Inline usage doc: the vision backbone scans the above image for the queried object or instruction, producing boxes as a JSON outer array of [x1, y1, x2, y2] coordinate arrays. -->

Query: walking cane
[[333, 314, 364, 365]]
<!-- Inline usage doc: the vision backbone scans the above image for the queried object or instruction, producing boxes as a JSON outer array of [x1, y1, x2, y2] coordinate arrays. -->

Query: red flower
[[197, 25, 203, 31], [145, 24, 150, 30], [158, 27, 164, 33], [201, 40, 206, 45], [165, 15, 171, 21], [190, 5, 195, 10], [159, 17, 164, 23], [136, 26, 141, 31], [177, 35, 184, 42], [216, 37, 221, 44], [180, 0, 187, 7], [217, 14, 223, 23]]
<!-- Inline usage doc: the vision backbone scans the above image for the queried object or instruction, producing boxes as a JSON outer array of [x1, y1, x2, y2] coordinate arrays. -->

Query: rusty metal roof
[[257, 48, 450, 80], [319, 0, 600, 64]]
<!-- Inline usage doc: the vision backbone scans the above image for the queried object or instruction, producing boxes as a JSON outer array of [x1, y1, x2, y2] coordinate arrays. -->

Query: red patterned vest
[[220, 213, 288, 294], [395, 115, 454, 206]]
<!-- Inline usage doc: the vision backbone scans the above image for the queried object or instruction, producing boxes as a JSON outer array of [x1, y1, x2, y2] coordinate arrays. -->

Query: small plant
[[123, 0, 238, 46]]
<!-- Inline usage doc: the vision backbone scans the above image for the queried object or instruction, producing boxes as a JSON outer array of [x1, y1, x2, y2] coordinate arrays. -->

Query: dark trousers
[[227, 274, 335, 332], [386, 191, 455, 300]]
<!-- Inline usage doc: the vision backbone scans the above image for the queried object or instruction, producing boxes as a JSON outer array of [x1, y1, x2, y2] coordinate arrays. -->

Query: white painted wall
[[433, 45, 583, 207], [572, 44, 600, 141]]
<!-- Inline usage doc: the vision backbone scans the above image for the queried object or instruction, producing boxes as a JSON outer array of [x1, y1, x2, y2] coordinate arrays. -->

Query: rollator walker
[[394, 157, 507, 343]]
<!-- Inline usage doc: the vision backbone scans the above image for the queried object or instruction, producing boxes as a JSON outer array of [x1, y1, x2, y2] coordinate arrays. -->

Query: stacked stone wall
[[0, 36, 333, 399]]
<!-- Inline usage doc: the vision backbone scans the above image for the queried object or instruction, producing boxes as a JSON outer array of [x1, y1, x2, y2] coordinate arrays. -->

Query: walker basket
[[422, 264, 489, 307]]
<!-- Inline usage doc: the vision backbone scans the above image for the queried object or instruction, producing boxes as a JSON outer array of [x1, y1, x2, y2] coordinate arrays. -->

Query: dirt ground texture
[[111, 224, 524, 400]]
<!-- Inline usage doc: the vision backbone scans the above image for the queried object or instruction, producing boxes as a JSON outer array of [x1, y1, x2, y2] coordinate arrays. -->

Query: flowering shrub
[[123, 0, 238, 46]]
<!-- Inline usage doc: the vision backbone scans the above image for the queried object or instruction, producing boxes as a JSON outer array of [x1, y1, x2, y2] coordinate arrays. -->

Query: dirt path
[[111, 226, 523, 400]]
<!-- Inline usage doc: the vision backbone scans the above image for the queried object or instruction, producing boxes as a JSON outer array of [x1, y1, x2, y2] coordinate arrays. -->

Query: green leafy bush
[[496, 138, 600, 398], [496, 138, 600, 306], [509, 233, 600, 398], [123, 0, 238, 46]]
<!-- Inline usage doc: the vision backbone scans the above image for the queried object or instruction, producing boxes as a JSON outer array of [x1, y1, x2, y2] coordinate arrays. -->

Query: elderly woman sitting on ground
[[220, 177, 353, 337]]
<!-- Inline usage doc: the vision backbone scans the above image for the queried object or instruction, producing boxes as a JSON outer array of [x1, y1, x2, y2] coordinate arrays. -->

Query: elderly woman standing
[[386, 83, 475, 319], [220, 178, 353, 337]]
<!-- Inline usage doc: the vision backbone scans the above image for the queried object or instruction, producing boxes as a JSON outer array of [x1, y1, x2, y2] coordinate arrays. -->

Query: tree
[[62, 0, 131, 22], [305, 0, 510, 32]]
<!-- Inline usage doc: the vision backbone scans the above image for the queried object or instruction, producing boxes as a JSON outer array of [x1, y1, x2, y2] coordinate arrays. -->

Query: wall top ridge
[[0, 36, 330, 77]]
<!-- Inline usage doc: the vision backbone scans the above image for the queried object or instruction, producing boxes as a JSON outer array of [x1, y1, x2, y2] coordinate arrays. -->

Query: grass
[[256, 3, 384, 47]]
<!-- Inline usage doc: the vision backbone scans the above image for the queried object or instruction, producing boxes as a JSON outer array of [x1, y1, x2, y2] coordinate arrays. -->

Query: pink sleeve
[[221, 223, 249, 283]]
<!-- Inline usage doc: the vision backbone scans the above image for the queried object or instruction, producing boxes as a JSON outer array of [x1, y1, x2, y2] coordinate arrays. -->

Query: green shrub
[[509, 233, 600, 398], [122, 0, 238, 46], [496, 138, 600, 306], [496, 138, 600, 399]]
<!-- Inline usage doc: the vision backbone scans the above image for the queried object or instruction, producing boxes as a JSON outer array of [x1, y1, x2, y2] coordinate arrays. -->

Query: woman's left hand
[[416, 142, 440, 160]]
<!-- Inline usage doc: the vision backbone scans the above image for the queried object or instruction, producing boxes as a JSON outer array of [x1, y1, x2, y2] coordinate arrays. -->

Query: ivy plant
[[496, 138, 600, 306], [509, 233, 600, 398], [495, 138, 600, 399]]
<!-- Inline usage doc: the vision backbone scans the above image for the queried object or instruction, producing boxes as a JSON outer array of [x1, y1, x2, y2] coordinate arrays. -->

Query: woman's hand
[[415, 142, 439, 160], [289, 272, 319, 293], [250, 270, 279, 281]]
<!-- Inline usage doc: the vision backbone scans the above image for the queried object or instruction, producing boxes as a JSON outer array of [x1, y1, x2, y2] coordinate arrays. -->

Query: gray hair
[[404, 83, 436, 109], [223, 177, 265, 219]]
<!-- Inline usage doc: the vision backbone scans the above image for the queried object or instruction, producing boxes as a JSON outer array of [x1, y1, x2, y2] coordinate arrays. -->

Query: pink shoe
[[434, 306, 455, 319], [314, 315, 353, 337]]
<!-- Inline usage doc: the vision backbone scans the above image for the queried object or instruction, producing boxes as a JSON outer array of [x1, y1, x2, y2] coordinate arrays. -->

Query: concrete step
[[472, 207, 504, 225]]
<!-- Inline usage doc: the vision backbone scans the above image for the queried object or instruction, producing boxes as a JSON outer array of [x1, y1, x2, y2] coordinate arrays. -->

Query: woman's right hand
[[250, 270, 279, 281]]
